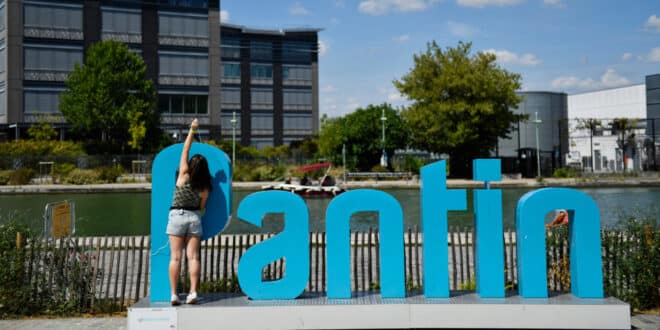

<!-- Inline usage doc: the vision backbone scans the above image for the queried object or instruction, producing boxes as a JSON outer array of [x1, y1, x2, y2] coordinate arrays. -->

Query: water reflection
[[0, 187, 658, 236]]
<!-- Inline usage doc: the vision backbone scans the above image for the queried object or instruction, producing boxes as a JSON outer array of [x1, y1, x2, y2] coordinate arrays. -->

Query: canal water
[[1, 187, 658, 236]]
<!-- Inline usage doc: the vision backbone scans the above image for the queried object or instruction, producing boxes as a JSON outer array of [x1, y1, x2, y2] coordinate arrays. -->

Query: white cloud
[[456, 0, 526, 8], [484, 49, 542, 66], [220, 10, 230, 22], [543, 0, 564, 8], [392, 34, 410, 42], [321, 85, 337, 93], [358, 0, 431, 16], [621, 52, 633, 61], [447, 21, 479, 38], [643, 47, 660, 62], [551, 69, 631, 91], [644, 15, 660, 33], [318, 40, 329, 57], [289, 2, 310, 16]]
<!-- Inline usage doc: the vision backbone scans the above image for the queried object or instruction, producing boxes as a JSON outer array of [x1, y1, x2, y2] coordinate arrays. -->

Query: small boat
[[261, 162, 346, 197]]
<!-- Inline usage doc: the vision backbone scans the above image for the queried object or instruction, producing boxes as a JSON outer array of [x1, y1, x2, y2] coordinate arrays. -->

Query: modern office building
[[0, 0, 320, 148], [495, 91, 568, 177]]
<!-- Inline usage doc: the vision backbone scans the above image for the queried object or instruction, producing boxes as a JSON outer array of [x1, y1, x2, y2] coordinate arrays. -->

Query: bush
[[553, 167, 581, 178], [370, 165, 388, 172], [52, 163, 77, 182], [0, 170, 11, 185], [8, 168, 35, 185], [0, 140, 85, 158], [96, 165, 123, 183], [0, 216, 97, 318], [62, 169, 100, 184]]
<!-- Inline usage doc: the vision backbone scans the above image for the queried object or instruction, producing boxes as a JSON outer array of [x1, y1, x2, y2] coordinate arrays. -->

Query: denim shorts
[[166, 209, 202, 237]]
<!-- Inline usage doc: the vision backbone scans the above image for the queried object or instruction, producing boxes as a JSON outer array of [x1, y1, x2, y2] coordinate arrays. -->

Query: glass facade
[[222, 62, 240, 78], [283, 65, 312, 85], [0, 1, 5, 32], [158, 94, 208, 114], [283, 113, 312, 134], [24, 89, 62, 114], [221, 38, 241, 59], [251, 113, 273, 133], [159, 52, 208, 77], [221, 87, 240, 109], [24, 1, 82, 31], [282, 41, 314, 62], [283, 89, 312, 110], [250, 41, 272, 61], [24, 45, 83, 72], [102, 7, 141, 35], [221, 110, 241, 135], [251, 88, 273, 109], [159, 12, 208, 38]]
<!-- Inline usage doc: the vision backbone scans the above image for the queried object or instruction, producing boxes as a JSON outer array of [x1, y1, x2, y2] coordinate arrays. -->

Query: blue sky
[[220, 0, 660, 117]]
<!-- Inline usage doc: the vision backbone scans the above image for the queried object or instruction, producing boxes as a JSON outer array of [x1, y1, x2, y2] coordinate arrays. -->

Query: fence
[[12, 227, 647, 311]]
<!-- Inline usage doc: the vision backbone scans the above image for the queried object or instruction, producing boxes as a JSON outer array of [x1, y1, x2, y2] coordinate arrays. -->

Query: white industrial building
[[567, 84, 650, 172]]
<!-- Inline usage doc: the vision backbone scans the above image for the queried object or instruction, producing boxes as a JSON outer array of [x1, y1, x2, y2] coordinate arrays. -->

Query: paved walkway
[[1, 313, 658, 329]]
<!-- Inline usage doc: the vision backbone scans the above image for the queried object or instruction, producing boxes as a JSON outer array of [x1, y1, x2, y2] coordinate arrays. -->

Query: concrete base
[[128, 291, 630, 330]]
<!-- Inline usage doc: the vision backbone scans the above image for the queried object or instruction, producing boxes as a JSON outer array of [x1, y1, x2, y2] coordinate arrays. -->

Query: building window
[[282, 41, 314, 62], [0, 40, 5, 74], [283, 113, 313, 133], [251, 113, 273, 133], [159, 52, 208, 77], [159, 12, 208, 38], [0, 2, 5, 32], [251, 88, 273, 110], [158, 94, 208, 114], [24, 45, 83, 72], [221, 87, 240, 109], [221, 38, 241, 59], [283, 89, 312, 110], [250, 41, 272, 61], [102, 7, 141, 35], [24, 1, 82, 31], [283, 65, 312, 85], [250, 63, 272, 84], [24, 89, 62, 114], [0, 89, 5, 116], [221, 62, 240, 78]]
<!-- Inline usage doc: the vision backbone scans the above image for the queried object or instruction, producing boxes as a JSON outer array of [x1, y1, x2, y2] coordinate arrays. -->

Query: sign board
[[44, 200, 75, 238]]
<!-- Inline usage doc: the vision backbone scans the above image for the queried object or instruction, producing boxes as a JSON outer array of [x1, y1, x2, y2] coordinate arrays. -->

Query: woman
[[166, 118, 212, 305], [546, 210, 569, 229]]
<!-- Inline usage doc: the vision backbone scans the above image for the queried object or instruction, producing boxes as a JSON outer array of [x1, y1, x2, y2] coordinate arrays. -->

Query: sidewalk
[[0, 316, 126, 330], [1, 313, 657, 329]]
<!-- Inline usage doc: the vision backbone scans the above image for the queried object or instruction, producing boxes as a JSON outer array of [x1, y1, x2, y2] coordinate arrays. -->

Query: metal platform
[[128, 291, 630, 329]]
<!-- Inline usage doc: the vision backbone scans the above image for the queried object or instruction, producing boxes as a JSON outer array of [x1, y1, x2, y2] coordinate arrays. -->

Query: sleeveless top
[[171, 182, 201, 210]]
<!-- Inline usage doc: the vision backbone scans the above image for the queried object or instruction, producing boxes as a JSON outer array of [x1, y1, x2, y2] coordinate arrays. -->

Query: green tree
[[394, 41, 524, 177], [60, 40, 159, 153], [610, 118, 638, 172], [576, 118, 602, 172], [27, 116, 58, 141], [319, 103, 409, 171]]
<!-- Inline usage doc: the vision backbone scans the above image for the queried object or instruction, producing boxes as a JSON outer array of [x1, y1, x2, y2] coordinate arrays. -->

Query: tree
[[27, 116, 58, 141], [394, 41, 524, 177], [60, 40, 159, 153], [318, 103, 410, 171], [576, 118, 602, 172], [610, 118, 638, 172]]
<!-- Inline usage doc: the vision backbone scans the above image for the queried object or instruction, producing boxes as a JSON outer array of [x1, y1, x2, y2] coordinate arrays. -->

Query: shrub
[[370, 165, 388, 172], [8, 168, 35, 185], [62, 169, 100, 184], [96, 165, 123, 183], [553, 167, 581, 178], [0, 217, 97, 318], [0, 140, 85, 158], [0, 170, 11, 185], [52, 163, 77, 182]]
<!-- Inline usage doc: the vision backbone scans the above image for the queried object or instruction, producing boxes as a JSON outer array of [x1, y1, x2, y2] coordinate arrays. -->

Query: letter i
[[473, 159, 505, 298]]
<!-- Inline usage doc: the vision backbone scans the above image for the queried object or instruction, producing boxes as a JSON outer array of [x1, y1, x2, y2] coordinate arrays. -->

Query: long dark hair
[[189, 154, 212, 192]]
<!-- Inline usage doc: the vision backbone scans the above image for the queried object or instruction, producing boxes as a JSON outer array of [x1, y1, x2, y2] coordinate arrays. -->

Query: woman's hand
[[191, 118, 199, 130]]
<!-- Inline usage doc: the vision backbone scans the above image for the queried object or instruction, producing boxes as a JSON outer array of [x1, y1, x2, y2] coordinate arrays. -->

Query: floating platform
[[128, 291, 630, 329]]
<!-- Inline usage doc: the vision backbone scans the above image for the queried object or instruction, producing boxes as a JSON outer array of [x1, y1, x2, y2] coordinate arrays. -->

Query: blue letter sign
[[150, 143, 231, 302]]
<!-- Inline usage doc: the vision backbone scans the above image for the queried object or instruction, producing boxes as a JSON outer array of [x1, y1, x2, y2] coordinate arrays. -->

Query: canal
[[1, 187, 658, 236]]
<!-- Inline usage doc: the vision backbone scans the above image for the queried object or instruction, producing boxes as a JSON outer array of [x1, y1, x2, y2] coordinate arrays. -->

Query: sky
[[220, 0, 660, 118]]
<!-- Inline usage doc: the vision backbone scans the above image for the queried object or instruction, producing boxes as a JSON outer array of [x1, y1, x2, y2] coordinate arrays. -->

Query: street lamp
[[380, 108, 387, 167], [531, 112, 543, 178], [231, 111, 237, 166]]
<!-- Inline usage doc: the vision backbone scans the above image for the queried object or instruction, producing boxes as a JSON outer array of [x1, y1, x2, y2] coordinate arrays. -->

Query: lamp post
[[231, 111, 237, 166], [380, 108, 387, 167], [531, 112, 543, 178]]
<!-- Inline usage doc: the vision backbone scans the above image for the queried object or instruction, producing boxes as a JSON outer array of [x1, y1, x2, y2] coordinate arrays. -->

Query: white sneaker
[[186, 292, 198, 304], [171, 294, 181, 306]]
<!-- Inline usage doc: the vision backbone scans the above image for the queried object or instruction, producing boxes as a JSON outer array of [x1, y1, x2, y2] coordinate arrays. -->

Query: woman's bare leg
[[169, 235, 185, 296], [186, 236, 201, 294]]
